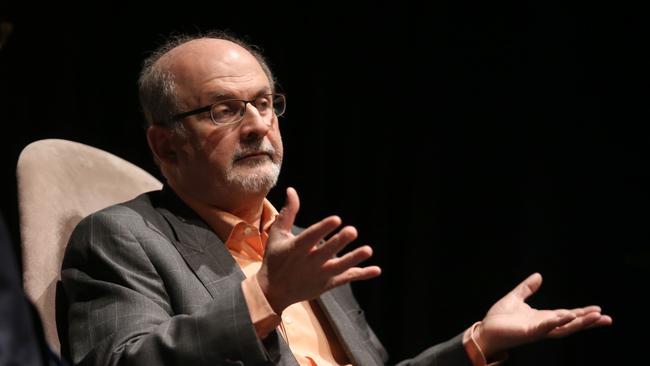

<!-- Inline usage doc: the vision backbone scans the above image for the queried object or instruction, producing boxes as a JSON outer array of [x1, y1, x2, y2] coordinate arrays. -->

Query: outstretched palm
[[475, 273, 612, 357]]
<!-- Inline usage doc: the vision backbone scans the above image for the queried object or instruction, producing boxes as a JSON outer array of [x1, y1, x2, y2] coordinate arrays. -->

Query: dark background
[[1, 2, 646, 365]]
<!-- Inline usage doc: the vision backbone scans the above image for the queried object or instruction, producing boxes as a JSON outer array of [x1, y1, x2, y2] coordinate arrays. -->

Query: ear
[[146, 125, 179, 166]]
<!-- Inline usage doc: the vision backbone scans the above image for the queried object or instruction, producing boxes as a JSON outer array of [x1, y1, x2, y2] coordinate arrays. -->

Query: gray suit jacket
[[58, 187, 472, 366]]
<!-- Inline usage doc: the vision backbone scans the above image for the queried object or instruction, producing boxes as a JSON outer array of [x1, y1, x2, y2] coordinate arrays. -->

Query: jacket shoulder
[[77, 190, 160, 225]]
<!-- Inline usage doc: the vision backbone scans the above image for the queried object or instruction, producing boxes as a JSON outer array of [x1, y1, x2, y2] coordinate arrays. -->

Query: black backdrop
[[0, 2, 646, 365]]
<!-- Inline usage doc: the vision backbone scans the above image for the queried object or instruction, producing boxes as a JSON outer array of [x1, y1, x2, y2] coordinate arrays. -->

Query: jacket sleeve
[[395, 332, 473, 366], [327, 277, 473, 366], [59, 208, 274, 366]]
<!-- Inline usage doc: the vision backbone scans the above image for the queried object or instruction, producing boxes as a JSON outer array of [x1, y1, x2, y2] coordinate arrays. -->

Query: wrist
[[471, 321, 509, 365], [473, 321, 495, 359], [255, 272, 286, 314]]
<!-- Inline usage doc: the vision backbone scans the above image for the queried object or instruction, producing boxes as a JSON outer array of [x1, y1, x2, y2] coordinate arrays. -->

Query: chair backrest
[[16, 139, 163, 354]]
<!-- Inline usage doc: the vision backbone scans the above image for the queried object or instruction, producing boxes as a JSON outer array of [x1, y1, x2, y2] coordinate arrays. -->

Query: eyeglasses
[[171, 93, 286, 126]]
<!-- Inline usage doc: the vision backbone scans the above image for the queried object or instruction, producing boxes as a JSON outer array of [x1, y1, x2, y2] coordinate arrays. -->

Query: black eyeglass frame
[[170, 93, 286, 126]]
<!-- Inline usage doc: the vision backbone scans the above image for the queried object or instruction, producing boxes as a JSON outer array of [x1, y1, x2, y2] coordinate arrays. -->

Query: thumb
[[272, 187, 300, 233], [511, 272, 543, 301]]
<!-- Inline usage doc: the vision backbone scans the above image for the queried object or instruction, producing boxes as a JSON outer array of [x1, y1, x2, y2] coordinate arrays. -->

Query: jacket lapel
[[317, 292, 383, 366], [152, 188, 299, 366], [160, 208, 247, 294], [152, 188, 377, 366], [153, 187, 245, 298]]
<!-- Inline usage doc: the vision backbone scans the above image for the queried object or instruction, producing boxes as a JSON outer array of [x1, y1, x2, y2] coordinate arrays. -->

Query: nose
[[238, 103, 271, 140]]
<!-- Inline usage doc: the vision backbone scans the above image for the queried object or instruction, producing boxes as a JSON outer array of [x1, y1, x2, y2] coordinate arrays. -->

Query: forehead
[[164, 39, 271, 103]]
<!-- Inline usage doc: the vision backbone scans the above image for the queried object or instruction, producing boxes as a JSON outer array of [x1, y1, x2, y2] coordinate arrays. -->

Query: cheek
[[192, 125, 230, 154], [201, 132, 237, 166], [274, 140, 284, 161], [270, 129, 283, 157]]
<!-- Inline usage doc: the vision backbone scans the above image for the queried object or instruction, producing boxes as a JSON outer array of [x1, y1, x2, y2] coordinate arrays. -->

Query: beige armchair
[[16, 138, 162, 354]]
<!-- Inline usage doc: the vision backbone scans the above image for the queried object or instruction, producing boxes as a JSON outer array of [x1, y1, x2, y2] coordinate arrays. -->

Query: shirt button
[[243, 227, 252, 235]]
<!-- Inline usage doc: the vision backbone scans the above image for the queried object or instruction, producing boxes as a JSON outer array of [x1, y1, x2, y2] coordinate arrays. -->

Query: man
[[58, 32, 611, 366]]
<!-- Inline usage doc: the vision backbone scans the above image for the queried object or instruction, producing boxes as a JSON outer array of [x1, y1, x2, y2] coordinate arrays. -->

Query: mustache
[[233, 139, 276, 161]]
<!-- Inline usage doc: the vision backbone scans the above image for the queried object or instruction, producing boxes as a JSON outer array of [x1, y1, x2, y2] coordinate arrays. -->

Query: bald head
[[138, 32, 275, 127], [141, 33, 284, 206], [161, 39, 271, 113]]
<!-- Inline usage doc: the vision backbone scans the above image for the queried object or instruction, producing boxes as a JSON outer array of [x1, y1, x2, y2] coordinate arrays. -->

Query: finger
[[510, 272, 543, 301], [328, 266, 382, 289], [294, 215, 342, 250], [272, 187, 300, 233], [585, 314, 613, 329], [570, 305, 601, 317], [314, 226, 358, 259], [548, 311, 602, 338], [323, 246, 374, 274], [535, 309, 576, 335]]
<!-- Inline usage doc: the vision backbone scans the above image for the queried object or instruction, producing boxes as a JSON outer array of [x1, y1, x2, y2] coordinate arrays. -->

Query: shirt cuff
[[462, 322, 508, 366], [241, 275, 282, 338]]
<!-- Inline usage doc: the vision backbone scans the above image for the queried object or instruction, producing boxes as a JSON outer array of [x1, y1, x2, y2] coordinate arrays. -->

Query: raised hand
[[256, 187, 382, 313], [474, 273, 613, 358]]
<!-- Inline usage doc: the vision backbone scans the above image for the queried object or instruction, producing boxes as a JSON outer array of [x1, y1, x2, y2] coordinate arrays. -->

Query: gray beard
[[225, 160, 281, 193], [225, 138, 282, 193]]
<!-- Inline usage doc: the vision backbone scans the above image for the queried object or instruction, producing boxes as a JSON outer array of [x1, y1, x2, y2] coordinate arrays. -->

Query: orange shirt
[[182, 195, 501, 366], [190, 198, 349, 366]]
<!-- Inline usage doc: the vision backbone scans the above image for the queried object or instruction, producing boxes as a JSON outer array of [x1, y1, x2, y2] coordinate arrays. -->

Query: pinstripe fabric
[[58, 187, 471, 366]]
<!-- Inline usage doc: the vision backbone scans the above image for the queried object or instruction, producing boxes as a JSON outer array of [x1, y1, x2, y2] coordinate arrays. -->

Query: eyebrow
[[205, 87, 272, 102]]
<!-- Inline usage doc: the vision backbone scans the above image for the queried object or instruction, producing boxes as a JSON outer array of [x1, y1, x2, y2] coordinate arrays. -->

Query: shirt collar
[[180, 193, 278, 246]]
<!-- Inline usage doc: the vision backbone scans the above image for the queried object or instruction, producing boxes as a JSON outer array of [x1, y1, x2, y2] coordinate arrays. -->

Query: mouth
[[235, 151, 272, 162]]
